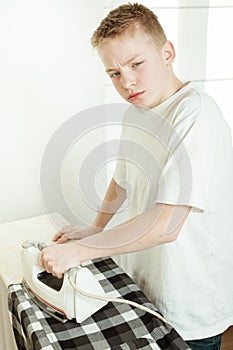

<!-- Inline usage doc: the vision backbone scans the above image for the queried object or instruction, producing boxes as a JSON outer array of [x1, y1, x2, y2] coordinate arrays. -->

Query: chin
[[130, 100, 147, 109]]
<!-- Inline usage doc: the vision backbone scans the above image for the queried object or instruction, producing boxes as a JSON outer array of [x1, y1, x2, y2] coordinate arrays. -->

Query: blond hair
[[91, 3, 167, 48]]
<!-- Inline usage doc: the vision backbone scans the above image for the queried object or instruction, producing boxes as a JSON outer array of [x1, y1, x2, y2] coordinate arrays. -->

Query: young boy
[[39, 3, 233, 349]]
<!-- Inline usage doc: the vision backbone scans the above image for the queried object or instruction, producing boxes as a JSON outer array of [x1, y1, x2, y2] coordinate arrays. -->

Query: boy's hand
[[52, 225, 103, 244], [38, 242, 83, 278]]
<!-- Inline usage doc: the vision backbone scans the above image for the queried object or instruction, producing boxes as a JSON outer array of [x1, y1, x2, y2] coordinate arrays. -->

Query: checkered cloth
[[8, 257, 190, 350]]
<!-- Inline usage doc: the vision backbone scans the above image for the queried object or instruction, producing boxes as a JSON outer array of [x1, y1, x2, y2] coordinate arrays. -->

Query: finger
[[51, 269, 63, 279], [52, 231, 63, 242], [38, 249, 50, 268], [44, 260, 54, 274], [38, 252, 44, 267], [56, 235, 69, 244], [47, 262, 64, 278], [39, 249, 53, 268]]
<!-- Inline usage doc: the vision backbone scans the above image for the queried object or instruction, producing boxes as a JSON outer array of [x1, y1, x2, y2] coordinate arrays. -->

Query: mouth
[[128, 91, 145, 101]]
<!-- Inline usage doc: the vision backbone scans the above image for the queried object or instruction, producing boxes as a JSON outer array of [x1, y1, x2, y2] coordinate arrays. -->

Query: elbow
[[159, 205, 191, 244], [161, 227, 181, 244], [139, 226, 180, 248]]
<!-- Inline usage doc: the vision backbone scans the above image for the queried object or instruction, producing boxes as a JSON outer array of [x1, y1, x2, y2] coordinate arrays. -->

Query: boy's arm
[[82, 203, 191, 253], [91, 177, 127, 229], [39, 203, 191, 277]]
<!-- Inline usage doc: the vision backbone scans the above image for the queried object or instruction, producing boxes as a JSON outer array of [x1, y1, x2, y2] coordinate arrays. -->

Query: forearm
[[91, 177, 126, 229], [39, 204, 191, 277], [79, 204, 191, 262]]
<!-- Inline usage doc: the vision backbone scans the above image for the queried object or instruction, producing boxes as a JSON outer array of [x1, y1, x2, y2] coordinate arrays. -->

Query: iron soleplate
[[22, 281, 68, 323]]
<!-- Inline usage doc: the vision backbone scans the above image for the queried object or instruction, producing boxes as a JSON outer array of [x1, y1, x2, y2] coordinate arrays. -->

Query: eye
[[110, 71, 120, 78], [132, 61, 144, 68]]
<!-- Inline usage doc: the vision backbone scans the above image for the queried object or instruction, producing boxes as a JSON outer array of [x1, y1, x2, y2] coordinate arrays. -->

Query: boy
[[39, 3, 233, 349]]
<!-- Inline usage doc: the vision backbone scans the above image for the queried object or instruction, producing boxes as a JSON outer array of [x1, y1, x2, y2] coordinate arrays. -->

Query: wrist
[[90, 221, 105, 230], [73, 240, 101, 264]]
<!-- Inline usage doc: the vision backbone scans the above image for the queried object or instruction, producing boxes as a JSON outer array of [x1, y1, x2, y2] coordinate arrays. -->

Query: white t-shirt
[[113, 83, 233, 340]]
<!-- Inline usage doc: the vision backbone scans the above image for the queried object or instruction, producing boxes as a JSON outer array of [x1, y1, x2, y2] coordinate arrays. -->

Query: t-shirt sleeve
[[156, 97, 205, 212]]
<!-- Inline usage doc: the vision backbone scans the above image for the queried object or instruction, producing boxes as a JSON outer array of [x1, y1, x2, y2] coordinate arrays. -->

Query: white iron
[[21, 240, 108, 323]]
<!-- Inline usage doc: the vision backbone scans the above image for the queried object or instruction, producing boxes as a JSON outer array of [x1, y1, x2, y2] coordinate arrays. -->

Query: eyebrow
[[106, 55, 139, 73]]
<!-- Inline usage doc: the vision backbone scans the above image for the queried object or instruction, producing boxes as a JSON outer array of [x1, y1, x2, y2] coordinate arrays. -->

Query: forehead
[[98, 30, 157, 66]]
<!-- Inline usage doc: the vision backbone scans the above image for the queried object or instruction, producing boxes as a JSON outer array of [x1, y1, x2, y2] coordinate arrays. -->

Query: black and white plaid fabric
[[8, 257, 190, 350]]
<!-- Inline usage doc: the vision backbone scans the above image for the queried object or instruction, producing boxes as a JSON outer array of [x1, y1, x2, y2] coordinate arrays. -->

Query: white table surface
[[0, 213, 67, 350]]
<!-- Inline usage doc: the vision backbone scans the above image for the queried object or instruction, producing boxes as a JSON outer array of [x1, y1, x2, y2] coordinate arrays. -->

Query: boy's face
[[98, 29, 175, 109]]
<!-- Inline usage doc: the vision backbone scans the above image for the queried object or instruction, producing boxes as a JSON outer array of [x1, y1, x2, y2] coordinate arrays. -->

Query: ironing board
[[2, 214, 189, 350], [8, 256, 190, 350]]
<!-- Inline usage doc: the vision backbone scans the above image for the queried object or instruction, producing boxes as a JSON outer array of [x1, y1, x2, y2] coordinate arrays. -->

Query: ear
[[162, 41, 176, 65]]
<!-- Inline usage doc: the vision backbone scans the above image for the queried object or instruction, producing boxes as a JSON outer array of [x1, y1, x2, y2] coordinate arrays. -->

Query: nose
[[121, 72, 137, 89]]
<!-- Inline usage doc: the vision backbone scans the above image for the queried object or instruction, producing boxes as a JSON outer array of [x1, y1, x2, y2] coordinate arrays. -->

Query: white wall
[[205, 2, 233, 130], [0, 1, 105, 223]]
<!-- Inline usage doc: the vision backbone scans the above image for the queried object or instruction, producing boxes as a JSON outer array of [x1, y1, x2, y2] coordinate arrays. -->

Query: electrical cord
[[68, 268, 168, 324]]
